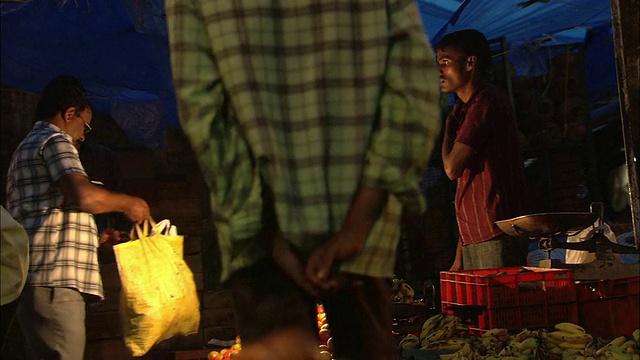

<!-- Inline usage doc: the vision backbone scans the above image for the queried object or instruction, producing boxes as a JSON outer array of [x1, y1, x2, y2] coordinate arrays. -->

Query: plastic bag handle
[[155, 219, 174, 236], [129, 217, 158, 241]]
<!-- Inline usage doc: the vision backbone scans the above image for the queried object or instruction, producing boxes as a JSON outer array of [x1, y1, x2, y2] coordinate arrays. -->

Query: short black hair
[[34, 75, 92, 120], [436, 29, 492, 79]]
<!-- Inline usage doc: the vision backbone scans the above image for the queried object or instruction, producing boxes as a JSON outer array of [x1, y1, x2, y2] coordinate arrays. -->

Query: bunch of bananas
[[434, 328, 539, 360], [399, 317, 640, 360], [539, 322, 597, 360], [391, 277, 415, 304], [397, 314, 476, 352], [480, 327, 521, 358], [591, 329, 639, 360], [540, 323, 640, 360], [420, 314, 471, 349]]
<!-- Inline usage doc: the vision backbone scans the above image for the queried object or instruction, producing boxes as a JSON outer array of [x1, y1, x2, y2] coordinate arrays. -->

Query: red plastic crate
[[473, 303, 579, 332], [440, 267, 577, 332], [576, 276, 640, 338]]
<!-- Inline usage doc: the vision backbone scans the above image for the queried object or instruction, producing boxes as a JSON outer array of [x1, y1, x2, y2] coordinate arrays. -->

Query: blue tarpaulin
[[1, 0, 618, 148]]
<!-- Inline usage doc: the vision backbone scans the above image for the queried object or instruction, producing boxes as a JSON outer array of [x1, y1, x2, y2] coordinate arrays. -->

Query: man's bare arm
[[59, 173, 150, 222]]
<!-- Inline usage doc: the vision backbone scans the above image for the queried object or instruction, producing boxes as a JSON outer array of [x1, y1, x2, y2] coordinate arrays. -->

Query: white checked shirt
[[6, 121, 103, 299]]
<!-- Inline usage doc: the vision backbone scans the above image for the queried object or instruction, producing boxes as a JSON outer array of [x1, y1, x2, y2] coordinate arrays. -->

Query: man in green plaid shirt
[[166, 0, 440, 358]]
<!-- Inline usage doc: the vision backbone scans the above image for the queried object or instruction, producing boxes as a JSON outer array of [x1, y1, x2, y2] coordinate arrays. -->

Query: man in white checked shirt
[[5, 76, 150, 360]]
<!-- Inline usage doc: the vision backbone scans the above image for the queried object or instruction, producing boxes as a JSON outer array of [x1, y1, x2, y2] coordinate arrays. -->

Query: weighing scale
[[495, 204, 639, 280]]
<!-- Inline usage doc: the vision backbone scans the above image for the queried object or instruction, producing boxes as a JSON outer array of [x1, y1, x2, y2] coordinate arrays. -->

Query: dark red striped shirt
[[451, 82, 530, 244]]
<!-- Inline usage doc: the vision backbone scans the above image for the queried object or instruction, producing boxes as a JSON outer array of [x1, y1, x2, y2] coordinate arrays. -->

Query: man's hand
[[124, 197, 150, 223], [99, 229, 128, 245], [271, 233, 318, 298], [305, 187, 386, 292], [305, 230, 364, 292], [449, 259, 463, 271]]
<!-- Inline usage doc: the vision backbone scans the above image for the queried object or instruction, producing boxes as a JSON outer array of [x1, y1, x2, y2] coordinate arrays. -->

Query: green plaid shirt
[[166, 0, 440, 281]]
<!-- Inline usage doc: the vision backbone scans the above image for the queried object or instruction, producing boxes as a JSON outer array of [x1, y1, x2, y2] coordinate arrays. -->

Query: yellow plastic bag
[[113, 218, 200, 356]]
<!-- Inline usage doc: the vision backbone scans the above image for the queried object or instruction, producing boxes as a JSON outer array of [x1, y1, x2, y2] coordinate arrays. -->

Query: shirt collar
[[34, 120, 73, 141], [451, 80, 492, 123]]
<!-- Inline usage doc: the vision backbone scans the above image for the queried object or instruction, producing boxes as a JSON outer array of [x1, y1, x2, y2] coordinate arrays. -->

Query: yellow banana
[[424, 338, 466, 351], [633, 329, 639, 343], [440, 320, 458, 340], [509, 341, 522, 353], [549, 330, 575, 341], [483, 328, 509, 338], [398, 334, 420, 349], [420, 324, 443, 341], [400, 282, 415, 303], [459, 343, 474, 358], [584, 341, 598, 356], [555, 322, 586, 334], [610, 345, 628, 354], [544, 340, 560, 350], [564, 333, 594, 344], [438, 354, 457, 360], [560, 341, 587, 349], [549, 346, 564, 354], [519, 337, 539, 350], [609, 336, 628, 348], [513, 329, 533, 343], [620, 340, 638, 352], [542, 331, 562, 345], [422, 328, 445, 343], [596, 344, 610, 356], [609, 352, 633, 360], [498, 345, 514, 356], [439, 314, 462, 337], [565, 356, 586, 360], [481, 336, 492, 349], [421, 314, 444, 333], [563, 347, 585, 356]]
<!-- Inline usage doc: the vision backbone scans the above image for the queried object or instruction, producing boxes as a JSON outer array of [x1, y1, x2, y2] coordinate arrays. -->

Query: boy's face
[[436, 46, 472, 94]]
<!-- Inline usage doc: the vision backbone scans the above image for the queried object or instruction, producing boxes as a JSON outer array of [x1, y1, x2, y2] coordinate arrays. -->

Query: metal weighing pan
[[495, 212, 600, 238]]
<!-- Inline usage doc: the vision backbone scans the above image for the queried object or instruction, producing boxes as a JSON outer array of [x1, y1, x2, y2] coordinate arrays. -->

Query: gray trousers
[[17, 286, 86, 360], [462, 233, 530, 270]]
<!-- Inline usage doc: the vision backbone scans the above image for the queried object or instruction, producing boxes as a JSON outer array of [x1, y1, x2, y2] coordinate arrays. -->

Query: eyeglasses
[[77, 113, 92, 134]]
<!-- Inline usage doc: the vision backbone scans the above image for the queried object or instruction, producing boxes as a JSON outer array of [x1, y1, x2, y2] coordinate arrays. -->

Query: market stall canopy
[[0, 0, 617, 148], [1, 0, 173, 148], [427, 0, 612, 46]]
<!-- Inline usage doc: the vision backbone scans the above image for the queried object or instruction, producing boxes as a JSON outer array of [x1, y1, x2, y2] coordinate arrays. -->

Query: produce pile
[[206, 304, 334, 360], [399, 313, 640, 360], [392, 276, 416, 304], [207, 336, 241, 360], [316, 304, 335, 360]]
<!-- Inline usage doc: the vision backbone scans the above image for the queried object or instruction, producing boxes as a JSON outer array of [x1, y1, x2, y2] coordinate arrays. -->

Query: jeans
[[17, 286, 86, 360], [1, 299, 19, 350], [462, 233, 530, 270]]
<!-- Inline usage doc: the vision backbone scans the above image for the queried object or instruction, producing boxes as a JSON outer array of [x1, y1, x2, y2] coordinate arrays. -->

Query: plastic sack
[[113, 218, 200, 356], [565, 221, 616, 264]]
